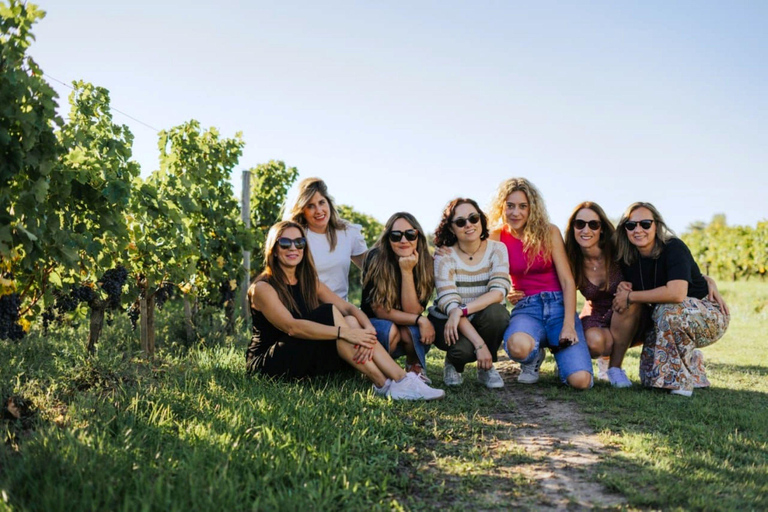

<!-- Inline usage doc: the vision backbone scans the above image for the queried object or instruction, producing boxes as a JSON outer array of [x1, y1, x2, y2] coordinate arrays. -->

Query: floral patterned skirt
[[640, 298, 729, 392]]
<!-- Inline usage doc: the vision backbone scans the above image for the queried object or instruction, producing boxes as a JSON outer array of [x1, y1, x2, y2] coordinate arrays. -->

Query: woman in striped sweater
[[428, 198, 511, 388]]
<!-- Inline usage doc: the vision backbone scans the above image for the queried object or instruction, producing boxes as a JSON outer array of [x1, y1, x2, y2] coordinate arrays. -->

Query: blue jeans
[[370, 318, 430, 369], [503, 291, 593, 384]]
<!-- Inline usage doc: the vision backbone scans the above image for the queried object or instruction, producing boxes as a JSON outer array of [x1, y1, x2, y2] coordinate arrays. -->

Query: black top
[[249, 282, 310, 357], [360, 248, 427, 318], [621, 238, 708, 300]]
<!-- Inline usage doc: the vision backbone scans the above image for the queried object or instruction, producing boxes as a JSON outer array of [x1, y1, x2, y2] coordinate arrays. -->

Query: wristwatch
[[459, 304, 468, 317]]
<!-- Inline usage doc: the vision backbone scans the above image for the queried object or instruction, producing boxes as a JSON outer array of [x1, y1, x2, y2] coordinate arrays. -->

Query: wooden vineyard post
[[241, 170, 251, 322]]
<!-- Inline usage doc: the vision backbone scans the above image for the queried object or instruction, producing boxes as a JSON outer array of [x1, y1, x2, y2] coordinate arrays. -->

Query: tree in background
[[0, 0, 63, 340], [248, 161, 299, 275]]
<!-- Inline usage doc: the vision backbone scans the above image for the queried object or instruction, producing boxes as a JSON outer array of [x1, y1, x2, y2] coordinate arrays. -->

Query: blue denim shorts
[[369, 318, 430, 369], [503, 291, 593, 384]]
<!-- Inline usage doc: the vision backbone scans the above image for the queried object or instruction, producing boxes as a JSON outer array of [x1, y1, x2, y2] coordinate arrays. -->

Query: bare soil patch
[[409, 357, 629, 511]]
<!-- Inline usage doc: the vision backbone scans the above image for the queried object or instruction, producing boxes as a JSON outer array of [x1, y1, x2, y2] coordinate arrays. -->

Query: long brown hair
[[288, 177, 347, 251], [488, 178, 553, 267], [615, 202, 676, 265], [249, 221, 320, 313], [433, 198, 489, 248], [363, 212, 434, 311], [564, 202, 617, 291]]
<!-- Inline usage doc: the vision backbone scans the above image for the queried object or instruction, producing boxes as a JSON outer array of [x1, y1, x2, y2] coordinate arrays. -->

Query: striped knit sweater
[[429, 240, 511, 319]]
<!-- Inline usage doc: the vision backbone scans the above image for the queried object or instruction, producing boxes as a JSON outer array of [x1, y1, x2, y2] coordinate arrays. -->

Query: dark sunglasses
[[573, 219, 601, 230], [277, 237, 307, 250], [624, 219, 654, 231], [452, 213, 481, 228], [388, 229, 418, 243]]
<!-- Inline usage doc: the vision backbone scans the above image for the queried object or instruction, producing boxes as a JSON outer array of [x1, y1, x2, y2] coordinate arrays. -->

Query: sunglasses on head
[[452, 213, 481, 228], [277, 237, 307, 250], [388, 229, 418, 243], [624, 219, 654, 231], [574, 219, 601, 230]]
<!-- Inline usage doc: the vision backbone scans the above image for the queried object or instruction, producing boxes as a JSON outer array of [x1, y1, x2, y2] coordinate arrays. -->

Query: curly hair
[[564, 202, 617, 292], [363, 212, 434, 312], [249, 220, 320, 314], [488, 178, 553, 266], [433, 198, 489, 248], [287, 177, 348, 251], [615, 202, 676, 265]]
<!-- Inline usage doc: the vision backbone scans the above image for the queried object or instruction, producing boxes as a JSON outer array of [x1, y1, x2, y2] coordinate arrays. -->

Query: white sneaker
[[373, 379, 391, 396], [387, 373, 445, 401], [596, 356, 610, 381], [518, 349, 546, 384], [406, 362, 432, 385], [670, 388, 693, 397], [443, 362, 463, 386], [478, 366, 505, 389]]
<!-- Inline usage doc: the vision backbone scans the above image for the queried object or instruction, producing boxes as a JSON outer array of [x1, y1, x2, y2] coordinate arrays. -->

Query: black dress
[[245, 283, 345, 378]]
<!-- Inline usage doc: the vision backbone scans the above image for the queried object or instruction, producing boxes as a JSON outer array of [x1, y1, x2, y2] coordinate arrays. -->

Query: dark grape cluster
[[41, 308, 55, 335], [0, 293, 24, 341], [154, 282, 175, 310], [55, 286, 95, 315], [127, 302, 140, 331], [100, 265, 128, 309]]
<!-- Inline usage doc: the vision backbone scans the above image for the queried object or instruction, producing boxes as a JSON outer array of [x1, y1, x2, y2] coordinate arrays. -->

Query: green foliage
[[682, 214, 767, 281], [337, 205, 383, 304], [0, 0, 62, 320], [248, 160, 299, 275]]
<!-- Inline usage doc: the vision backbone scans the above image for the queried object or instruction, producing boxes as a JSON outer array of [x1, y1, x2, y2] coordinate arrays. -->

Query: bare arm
[[351, 250, 367, 270], [550, 225, 578, 342], [613, 280, 688, 312]]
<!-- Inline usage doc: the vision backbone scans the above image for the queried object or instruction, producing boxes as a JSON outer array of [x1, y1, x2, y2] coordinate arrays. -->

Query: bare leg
[[608, 303, 642, 368], [585, 327, 613, 358], [398, 326, 418, 366], [388, 324, 401, 355], [331, 307, 407, 387], [566, 370, 592, 390], [506, 332, 536, 360]]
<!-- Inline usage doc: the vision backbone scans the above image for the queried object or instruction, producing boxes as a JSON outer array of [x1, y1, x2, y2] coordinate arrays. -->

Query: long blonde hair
[[363, 213, 434, 311], [288, 177, 347, 251], [249, 221, 320, 314], [615, 202, 676, 265], [488, 178, 553, 265]]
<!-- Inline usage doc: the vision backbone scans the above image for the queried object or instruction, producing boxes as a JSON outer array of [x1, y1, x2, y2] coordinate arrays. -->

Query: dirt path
[[411, 357, 628, 511]]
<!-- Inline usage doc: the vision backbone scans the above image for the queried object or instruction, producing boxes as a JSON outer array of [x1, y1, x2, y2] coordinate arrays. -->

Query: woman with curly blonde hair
[[361, 212, 436, 382], [489, 178, 592, 389]]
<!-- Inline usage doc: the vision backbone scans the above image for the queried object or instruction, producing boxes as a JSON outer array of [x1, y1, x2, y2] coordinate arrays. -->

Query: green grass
[[1, 281, 767, 511]]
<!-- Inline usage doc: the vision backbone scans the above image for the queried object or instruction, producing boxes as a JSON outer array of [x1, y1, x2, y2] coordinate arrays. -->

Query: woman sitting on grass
[[564, 201, 644, 387], [361, 212, 436, 383], [489, 178, 593, 389], [429, 198, 511, 389], [612, 202, 730, 397], [246, 220, 444, 401]]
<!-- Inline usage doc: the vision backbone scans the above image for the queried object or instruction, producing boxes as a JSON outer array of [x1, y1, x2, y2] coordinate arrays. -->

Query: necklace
[[584, 256, 602, 272], [456, 240, 483, 261], [638, 257, 658, 291]]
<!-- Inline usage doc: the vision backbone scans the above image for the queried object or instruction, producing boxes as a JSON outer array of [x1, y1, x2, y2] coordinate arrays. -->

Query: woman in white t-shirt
[[288, 177, 368, 300]]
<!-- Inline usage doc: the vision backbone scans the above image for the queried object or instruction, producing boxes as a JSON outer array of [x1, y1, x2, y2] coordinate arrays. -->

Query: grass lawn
[[1, 280, 766, 511]]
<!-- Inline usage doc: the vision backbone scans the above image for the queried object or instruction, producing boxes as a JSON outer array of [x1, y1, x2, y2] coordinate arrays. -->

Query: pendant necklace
[[457, 241, 483, 261], [638, 257, 658, 291]]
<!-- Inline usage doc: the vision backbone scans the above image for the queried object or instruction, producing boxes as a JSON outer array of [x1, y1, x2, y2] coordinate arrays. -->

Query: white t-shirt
[[306, 224, 367, 300]]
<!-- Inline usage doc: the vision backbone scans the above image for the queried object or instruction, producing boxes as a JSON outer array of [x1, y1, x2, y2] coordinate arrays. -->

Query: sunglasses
[[277, 237, 307, 250], [388, 229, 418, 243], [573, 219, 601, 230], [624, 219, 654, 231], [452, 213, 481, 228]]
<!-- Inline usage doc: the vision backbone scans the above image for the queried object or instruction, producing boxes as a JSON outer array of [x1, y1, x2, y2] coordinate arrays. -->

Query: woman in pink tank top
[[489, 178, 593, 389]]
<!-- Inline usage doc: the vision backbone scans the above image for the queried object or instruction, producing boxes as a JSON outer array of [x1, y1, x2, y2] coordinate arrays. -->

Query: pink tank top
[[500, 225, 561, 295]]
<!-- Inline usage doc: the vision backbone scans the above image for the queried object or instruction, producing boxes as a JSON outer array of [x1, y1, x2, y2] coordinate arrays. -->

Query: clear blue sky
[[31, 0, 767, 234]]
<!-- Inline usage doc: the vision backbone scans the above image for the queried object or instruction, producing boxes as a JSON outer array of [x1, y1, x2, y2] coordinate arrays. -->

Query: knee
[[345, 315, 361, 329], [566, 371, 593, 390], [585, 329, 605, 358], [507, 333, 535, 360]]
